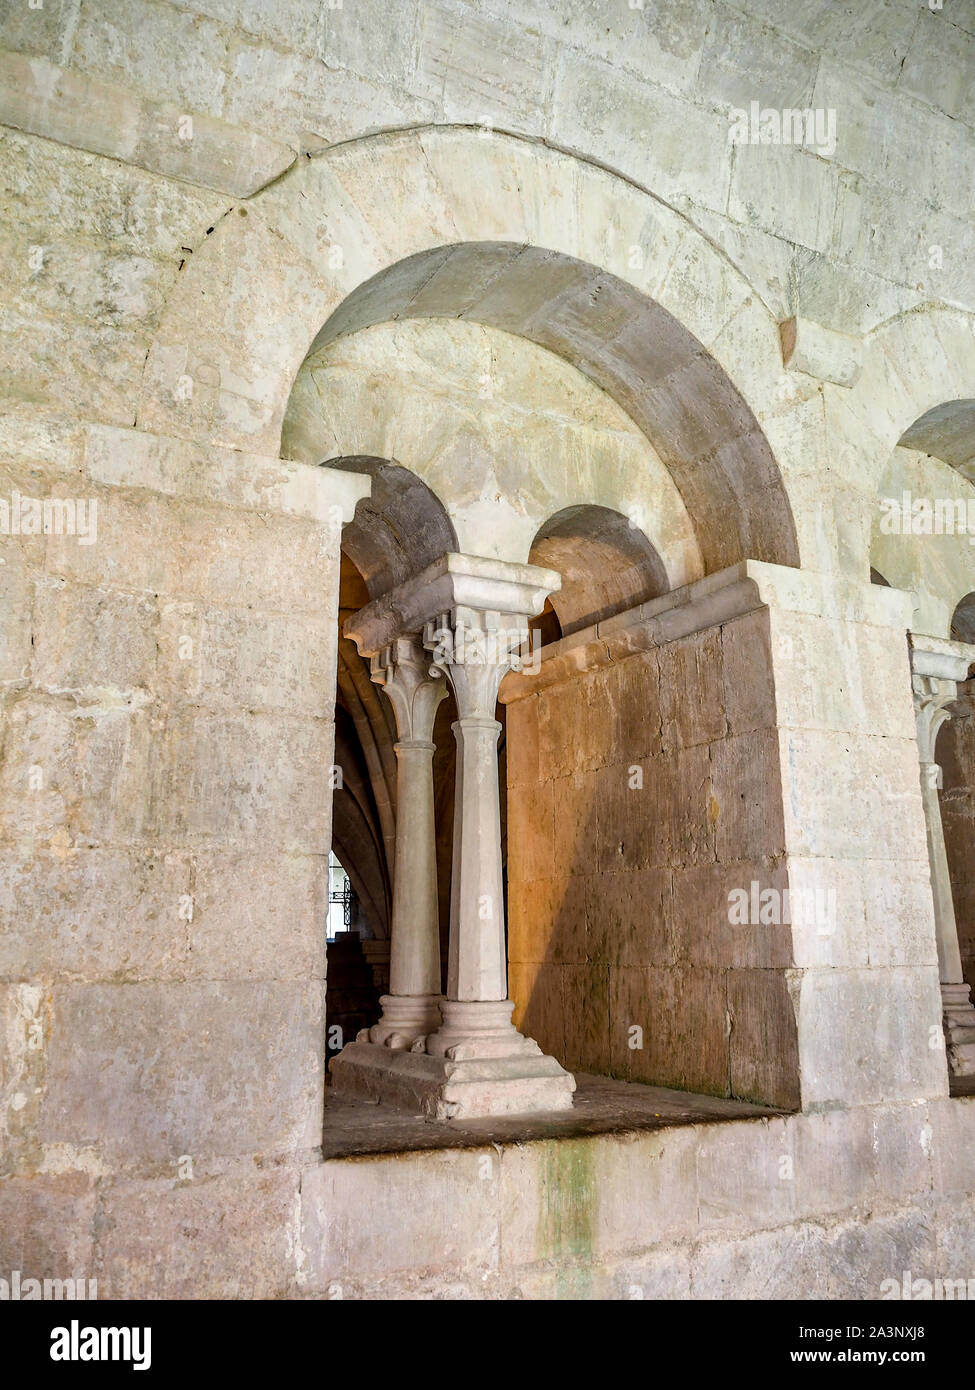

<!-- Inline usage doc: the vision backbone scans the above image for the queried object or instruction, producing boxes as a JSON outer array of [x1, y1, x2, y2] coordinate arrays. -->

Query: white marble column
[[911, 638, 975, 1076], [364, 638, 446, 1047]]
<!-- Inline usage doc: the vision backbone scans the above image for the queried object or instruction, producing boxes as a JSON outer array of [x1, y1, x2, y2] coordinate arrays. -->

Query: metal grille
[[329, 875, 357, 929]]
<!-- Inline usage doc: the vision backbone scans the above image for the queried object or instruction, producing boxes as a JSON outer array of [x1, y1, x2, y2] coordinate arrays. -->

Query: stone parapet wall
[[3, 1095, 972, 1299], [506, 604, 799, 1108], [504, 563, 949, 1113]]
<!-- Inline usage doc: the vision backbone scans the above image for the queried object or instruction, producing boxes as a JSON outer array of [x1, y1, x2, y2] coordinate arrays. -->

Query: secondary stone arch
[[837, 308, 975, 506], [137, 126, 799, 575], [528, 504, 668, 636]]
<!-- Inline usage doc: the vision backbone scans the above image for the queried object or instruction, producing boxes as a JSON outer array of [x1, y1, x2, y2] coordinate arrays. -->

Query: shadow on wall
[[506, 612, 802, 1113]]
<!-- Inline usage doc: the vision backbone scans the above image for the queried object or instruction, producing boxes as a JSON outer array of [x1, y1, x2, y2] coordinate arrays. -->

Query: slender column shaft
[[447, 715, 507, 1002], [421, 608, 537, 1059], [389, 738, 440, 998], [919, 763, 965, 984], [364, 639, 446, 1047]]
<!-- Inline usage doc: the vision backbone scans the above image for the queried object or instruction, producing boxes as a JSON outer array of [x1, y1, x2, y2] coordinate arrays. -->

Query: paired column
[[363, 639, 446, 1048], [330, 553, 575, 1119], [911, 638, 975, 1076]]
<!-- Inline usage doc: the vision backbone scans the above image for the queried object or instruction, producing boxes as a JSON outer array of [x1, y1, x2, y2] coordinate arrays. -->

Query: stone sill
[[321, 1072, 786, 1161]]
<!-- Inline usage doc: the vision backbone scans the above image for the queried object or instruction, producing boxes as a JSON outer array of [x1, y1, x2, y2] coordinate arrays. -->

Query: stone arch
[[284, 317, 703, 589], [528, 504, 667, 636], [867, 377, 975, 638], [900, 400, 975, 476], [838, 310, 975, 596], [952, 593, 975, 645], [841, 310, 975, 485], [329, 456, 458, 599], [137, 127, 799, 575]]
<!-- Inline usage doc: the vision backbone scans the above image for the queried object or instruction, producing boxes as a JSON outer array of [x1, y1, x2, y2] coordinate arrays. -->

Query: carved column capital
[[912, 672, 958, 765], [369, 636, 446, 743], [909, 634, 975, 764], [422, 606, 537, 719]]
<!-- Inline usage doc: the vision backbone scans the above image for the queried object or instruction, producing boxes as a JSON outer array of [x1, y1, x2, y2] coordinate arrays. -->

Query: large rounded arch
[[285, 317, 703, 587], [137, 127, 800, 575]]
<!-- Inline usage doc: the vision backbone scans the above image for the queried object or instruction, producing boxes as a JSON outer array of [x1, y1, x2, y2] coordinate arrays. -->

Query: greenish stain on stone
[[538, 1139, 597, 1299]]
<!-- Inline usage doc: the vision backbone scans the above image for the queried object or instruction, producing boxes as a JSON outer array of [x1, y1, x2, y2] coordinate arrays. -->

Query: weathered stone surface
[[796, 966, 948, 1109], [301, 1145, 499, 1287], [2, 0, 975, 1301], [39, 982, 325, 1162], [0, 51, 295, 197], [94, 1167, 300, 1299], [0, 849, 191, 981], [0, 1173, 96, 1277]]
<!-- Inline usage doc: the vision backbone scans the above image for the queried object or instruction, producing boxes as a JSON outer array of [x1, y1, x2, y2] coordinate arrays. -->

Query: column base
[[330, 999, 576, 1120], [361, 993, 442, 1049], [943, 982, 975, 1076]]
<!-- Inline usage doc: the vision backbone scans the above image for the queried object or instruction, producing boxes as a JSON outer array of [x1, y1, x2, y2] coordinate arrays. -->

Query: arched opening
[[326, 461, 461, 1072], [871, 399, 975, 637], [529, 505, 668, 636], [276, 229, 801, 1122]]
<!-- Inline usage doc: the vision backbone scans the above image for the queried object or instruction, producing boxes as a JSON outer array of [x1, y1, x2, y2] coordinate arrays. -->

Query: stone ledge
[[781, 317, 864, 388], [0, 50, 295, 197], [4, 1089, 965, 1297], [501, 561, 916, 701], [84, 423, 370, 524]]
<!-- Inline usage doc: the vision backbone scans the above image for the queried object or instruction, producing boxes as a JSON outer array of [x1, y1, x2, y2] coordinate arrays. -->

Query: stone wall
[[3, 0, 973, 338], [506, 606, 800, 1110], [504, 562, 949, 1116], [1, 0, 974, 1301], [0, 421, 367, 1176], [4, 1094, 974, 1299]]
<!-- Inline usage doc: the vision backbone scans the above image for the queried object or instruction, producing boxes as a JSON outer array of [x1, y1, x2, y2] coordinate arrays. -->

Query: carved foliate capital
[[422, 607, 538, 719], [912, 673, 958, 765], [370, 637, 446, 742]]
